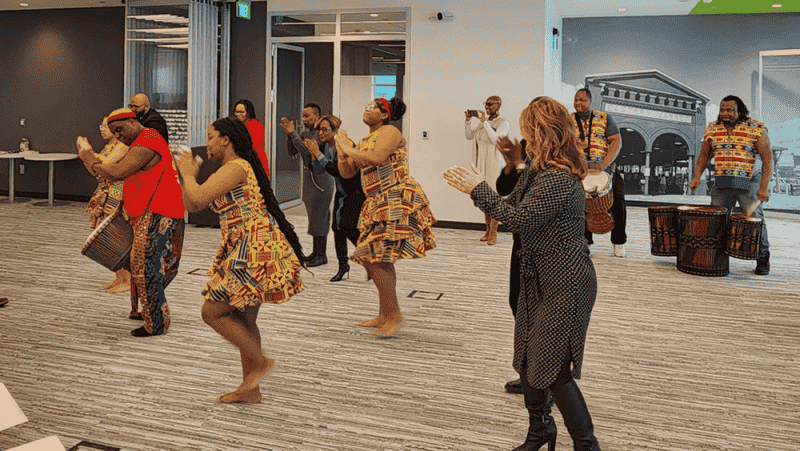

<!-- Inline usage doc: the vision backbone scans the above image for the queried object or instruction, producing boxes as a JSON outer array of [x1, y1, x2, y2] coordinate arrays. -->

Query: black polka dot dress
[[471, 168, 598, 389]]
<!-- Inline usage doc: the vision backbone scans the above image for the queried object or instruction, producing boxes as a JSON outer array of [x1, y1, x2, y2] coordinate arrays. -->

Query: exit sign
[[236, 1, 250, 19]]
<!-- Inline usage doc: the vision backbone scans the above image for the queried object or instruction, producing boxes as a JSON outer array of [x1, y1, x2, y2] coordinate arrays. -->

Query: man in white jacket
[[465, 95, 510, 245]]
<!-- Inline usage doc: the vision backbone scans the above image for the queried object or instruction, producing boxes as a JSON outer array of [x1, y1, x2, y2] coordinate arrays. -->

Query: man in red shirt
[[78, 108, 185, 337]]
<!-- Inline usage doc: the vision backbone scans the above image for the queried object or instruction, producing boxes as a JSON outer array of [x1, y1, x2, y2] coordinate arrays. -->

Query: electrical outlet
[[19, 164, 24, 174], [422, 131, 429, 140], [20, 118, 26, 126]]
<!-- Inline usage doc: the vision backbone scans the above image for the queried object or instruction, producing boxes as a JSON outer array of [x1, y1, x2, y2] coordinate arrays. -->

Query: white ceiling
[[0, 0, 700, 16]]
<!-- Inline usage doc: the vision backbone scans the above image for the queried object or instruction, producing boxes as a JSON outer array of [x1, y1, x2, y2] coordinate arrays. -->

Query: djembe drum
[[726, 213, 762, 260], [81, 207, 133, 272], [676, 205, 729, 277], [583, 170, 614, 234], [648, 206, 678, 256]]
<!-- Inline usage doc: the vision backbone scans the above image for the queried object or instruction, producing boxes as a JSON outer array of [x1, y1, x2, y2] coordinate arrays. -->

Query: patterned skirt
[[85, 180, 124, 228], [351, 181, 436, 265], [203, 216, 304, 310]]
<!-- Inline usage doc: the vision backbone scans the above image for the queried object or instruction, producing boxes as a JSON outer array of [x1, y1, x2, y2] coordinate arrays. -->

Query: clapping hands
[[443, 164, 485, 195]]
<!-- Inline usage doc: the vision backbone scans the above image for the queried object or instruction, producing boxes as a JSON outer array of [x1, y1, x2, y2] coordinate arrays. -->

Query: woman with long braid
[[175, 117, 305, 403]]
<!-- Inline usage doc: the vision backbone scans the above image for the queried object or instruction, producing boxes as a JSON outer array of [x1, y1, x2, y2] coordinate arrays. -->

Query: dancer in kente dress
[[175, 117, 304, 403], [335, 97, 436, 337]]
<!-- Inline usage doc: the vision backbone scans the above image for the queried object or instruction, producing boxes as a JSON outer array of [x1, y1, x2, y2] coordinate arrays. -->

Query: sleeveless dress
[[85, 141, 127, 227], [351, 129, 436, 265], [202, 159, 304, 309]]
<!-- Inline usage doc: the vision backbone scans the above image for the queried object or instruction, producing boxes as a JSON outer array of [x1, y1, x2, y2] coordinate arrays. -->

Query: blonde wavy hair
[[519, 97, 587, 179]]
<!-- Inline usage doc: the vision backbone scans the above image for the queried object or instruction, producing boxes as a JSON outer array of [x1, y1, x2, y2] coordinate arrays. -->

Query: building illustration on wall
[[583, 69, 710, 196]]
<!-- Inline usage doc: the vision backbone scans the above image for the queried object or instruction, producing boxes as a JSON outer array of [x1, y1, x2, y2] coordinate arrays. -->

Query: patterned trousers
[[130, 212, 185, 334]]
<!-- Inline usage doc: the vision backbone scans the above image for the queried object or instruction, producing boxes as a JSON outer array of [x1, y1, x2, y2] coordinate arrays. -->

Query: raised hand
[[443, 164, 485, 195], [496, 136, 524, 167], [305, 138, 320, 158], [279, 117, 295, 134], [174, 149, 201, 180]]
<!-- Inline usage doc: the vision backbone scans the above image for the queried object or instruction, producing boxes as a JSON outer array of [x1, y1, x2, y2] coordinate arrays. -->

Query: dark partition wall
[[0, 7, 125, 198], [229, 2, 267, 121]]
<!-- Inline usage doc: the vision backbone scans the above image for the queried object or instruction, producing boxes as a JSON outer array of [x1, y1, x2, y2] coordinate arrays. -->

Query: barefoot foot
[[238, 357, 274, 392], [359, 316, 386, 327], [107, 283, 131, 293], [100, 281, 116, 291], [374, 318, 405, 337], [218, 388, 262, 404]]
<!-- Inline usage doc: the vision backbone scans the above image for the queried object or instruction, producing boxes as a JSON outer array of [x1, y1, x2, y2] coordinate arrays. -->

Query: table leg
[[8, 158, 14, 202], [1, 158, 15, 204], [48, 160, 54, 206]]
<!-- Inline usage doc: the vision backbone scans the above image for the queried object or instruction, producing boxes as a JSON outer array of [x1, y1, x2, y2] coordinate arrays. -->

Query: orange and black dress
[[203, 159, 304, 309], [351, 130, 436, 265], [85, 141, 127, 228]]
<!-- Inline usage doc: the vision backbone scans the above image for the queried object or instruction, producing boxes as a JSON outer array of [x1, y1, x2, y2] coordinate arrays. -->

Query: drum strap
[[575, 112, 593, 159], [143, 168, 167, 214]]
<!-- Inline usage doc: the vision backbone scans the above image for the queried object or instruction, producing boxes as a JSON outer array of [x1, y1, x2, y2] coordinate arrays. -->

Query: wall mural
[[561, 13, 800, 201]]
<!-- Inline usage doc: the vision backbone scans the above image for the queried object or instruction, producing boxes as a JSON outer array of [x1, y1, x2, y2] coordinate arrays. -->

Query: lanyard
[[575, 112, 593, 158]]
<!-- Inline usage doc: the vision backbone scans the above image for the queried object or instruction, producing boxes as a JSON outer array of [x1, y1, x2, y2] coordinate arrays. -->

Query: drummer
[[77, 108, 186, 337], [572, 88, 627, 257], [688, 95, 772, 275]]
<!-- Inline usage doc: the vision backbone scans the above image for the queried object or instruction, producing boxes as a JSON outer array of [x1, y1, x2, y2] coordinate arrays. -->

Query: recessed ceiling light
[[364, 30, 371, 34], [20, 2, 29, 5], [618, 7, 627, 12], [370, 13, 379, 17]]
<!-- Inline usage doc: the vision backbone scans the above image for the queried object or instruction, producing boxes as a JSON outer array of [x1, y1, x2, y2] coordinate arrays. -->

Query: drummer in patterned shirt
[[689, 95, 772, 275], [78, 108, 186, 336], [572, 88, 627, 258]]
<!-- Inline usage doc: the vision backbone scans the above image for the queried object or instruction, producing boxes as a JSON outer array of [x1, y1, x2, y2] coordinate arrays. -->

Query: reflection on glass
[[340, 41, 405, 140]]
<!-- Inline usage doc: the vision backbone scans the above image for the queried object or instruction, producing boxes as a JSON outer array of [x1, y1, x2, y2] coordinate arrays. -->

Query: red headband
[[379, 98, 391, 116], [107, 108, 136, 124]]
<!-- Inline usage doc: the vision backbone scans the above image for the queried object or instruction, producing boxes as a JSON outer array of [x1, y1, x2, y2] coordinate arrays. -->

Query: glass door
[[270, 43, 305, 206]]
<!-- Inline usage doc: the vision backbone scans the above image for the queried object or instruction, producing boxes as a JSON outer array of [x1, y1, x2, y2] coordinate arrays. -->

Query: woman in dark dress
[[444, 97, 602, 451], [305, 115, 366, 282]]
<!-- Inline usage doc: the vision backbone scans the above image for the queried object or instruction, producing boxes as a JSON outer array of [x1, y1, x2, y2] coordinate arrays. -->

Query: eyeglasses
[[127, 104, 142, 109], [484, 102, 498, 107], [99, 125, 107, 131], [364, 103, 378, 111], [317, 127, 332, 132]]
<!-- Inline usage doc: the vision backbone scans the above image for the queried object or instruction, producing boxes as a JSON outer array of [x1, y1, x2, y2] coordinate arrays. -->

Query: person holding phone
[[465, 96, 510, 245]]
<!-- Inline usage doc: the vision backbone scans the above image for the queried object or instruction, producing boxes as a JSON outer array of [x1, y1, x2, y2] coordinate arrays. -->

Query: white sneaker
[[613, 244, 626, 258]]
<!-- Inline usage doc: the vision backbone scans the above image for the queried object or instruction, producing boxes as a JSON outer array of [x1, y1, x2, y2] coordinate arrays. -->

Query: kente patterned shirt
[[351, 129, 436, 265], [703, 118, 767, 190], [203, 158, 303, 309], [571, 110, 618, 166]]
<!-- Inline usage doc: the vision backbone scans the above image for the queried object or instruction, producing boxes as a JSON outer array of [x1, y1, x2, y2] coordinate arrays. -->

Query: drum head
[[582, 171, 611, 195], [730, 212, 762, 223]]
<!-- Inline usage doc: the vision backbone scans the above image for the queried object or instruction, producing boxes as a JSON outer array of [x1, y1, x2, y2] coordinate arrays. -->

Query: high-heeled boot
[[551, 379, 601, 451], [330, 259, 350, 282], [514, 375, 557, 451]]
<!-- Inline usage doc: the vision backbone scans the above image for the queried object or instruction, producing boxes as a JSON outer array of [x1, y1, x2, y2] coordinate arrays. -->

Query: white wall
[[268, 0, 561, 224]]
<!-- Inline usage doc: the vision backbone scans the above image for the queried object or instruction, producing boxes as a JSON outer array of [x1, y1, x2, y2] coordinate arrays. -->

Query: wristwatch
[[516, 162, 528, 172]]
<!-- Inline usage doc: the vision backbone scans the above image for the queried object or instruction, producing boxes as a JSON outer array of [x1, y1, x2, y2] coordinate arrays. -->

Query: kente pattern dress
[[202, 159, 304, 309], [351, 130, 436, 265], [85, 141, 127, 227]]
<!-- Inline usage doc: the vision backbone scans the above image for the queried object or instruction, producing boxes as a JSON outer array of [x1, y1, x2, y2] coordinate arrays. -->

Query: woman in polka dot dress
[[444, 97, 601, 451]]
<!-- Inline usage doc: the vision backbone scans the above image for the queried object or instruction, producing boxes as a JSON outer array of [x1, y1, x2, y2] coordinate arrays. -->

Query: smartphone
[[468, 110, 479, 117]]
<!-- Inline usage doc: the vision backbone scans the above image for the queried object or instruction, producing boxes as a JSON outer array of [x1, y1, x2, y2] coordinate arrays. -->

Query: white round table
[[22, 152, 79, 206], [0, 151, 27, 203]]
